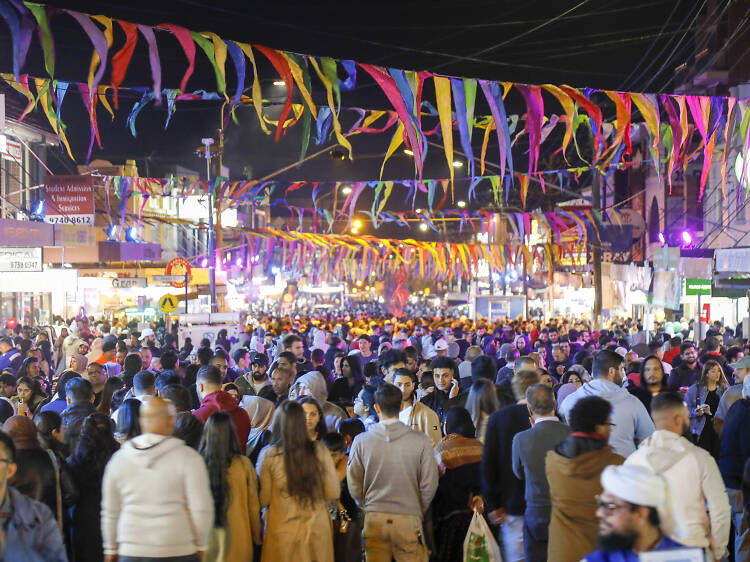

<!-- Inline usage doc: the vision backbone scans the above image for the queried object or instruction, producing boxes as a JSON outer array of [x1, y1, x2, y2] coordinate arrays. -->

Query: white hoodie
[[101, 434, 214, 557], [625, 429, 730, 560]]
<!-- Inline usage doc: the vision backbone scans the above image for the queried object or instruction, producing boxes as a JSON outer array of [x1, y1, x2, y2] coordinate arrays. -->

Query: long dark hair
[[116, 398, 142, 440], [270, 400, 325, 508], [341, 355, 364, 384], [638, 355, 667, 391], [297, 396, 327, 440], [198, 411, 240, 527], [97, 376, 124, 415], [16, 375, 46, 403], [699, 360, 730, 391], [33, 410, 67, 458], [69, 413, 119, 475]]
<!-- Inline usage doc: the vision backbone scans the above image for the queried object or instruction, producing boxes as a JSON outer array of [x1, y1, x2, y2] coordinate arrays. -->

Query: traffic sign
[[159, 293, 179, 313], [166, 257, 191, 288], [152, 275, 185, 284]]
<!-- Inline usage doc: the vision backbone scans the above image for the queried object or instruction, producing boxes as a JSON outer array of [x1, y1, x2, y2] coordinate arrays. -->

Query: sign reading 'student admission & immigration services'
[[44, 175, 95, 225]]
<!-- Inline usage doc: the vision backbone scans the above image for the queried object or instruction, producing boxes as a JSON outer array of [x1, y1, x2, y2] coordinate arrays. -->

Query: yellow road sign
[[159, 293, 179, 314]]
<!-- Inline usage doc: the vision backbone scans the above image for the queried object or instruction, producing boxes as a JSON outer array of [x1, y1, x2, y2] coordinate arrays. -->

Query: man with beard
[[667, 342, 702, 391], [393, 369, 441, 446], [584, 464, 690, 561], [420, 356, 465, 423], [561, 350, 654, 457], [235, 351, 270, 397], [625, 392, 729, 560], [259, 365, 294, 406]]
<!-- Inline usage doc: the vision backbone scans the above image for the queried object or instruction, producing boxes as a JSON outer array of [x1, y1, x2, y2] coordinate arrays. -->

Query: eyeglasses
[[606, 422, 617, 427], [595, 495, 631, 514], [0, 458, 12, 465]]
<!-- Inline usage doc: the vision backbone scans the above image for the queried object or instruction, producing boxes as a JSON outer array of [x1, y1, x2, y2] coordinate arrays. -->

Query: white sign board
[[0, 246, 42, 272], [112, 277, 147, 289], [0, 134, 22, 162], [152, 275, 186, 284]]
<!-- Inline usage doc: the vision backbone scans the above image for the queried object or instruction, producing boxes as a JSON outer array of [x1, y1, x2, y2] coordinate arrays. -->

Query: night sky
[[0, 0, 703, 205]]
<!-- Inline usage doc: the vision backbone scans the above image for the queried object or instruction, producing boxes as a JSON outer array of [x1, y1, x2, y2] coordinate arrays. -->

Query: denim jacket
[[2, 486, 67, 561], [686, 383, 724, 438]]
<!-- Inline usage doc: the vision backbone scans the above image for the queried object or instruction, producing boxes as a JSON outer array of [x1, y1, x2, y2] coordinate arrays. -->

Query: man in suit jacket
[[512, 384, 572, 562]]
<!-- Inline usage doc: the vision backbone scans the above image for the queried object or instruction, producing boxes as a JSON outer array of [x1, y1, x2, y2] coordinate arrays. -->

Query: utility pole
[[215, 127, 225, 258], [592, 170, 603, 330], [201, 138, 217, 314]]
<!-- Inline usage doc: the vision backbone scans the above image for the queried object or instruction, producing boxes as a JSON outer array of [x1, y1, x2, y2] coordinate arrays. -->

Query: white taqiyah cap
[[600, 464, 665, 508]]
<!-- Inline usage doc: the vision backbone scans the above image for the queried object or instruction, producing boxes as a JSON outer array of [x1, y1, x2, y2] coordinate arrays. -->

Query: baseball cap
[[729, 355, 750, 370], [250, 351, 268, 366], [139, 328, 155, 341], [434, 339, 448, 351]]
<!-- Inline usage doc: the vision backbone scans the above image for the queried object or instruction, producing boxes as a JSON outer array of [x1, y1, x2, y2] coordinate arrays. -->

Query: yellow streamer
[[280, 52, 317, 118], [34, 78, 74, 160], [234, 42, 270, 135], [434, 76, 454, 198], [380, 122, 404, 179], [88, 15, 113, 97], [308, 57, 353, 159]]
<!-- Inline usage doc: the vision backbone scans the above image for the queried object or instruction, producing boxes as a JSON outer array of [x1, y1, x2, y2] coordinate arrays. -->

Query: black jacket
[[719, 398, 750, 489], [667, 362, 702, 390], [61, 402, 95, 449], [421, 389, 467, 423], [481, 403, 530, 515]]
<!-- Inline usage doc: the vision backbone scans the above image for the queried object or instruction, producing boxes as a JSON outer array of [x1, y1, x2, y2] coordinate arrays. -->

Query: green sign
[[686, 278, 711, 296]]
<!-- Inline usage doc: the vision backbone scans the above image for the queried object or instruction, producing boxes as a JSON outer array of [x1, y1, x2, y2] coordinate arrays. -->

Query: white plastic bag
[[463, 510, 502, 562]]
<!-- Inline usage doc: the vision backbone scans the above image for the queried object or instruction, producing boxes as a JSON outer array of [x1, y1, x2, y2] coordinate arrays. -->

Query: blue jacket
[[685, 383, 725, 438], [2, 486, 67, 561], [0, 349, 22, 374], [560, 378, 655, 457], [584, 536, 688, 561], [719, 398, 750, 489]]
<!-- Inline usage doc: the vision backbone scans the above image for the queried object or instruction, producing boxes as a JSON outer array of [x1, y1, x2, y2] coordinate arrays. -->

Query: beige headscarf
[[239, 396, 275, 440], [69, 354, 88, 375]]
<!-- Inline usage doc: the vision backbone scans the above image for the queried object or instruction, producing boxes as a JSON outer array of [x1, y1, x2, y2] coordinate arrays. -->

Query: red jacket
[[193, 390, 251, 452]]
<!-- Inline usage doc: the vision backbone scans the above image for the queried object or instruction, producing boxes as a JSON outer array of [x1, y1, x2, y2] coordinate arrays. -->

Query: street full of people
[[0, 312, 746, 561]]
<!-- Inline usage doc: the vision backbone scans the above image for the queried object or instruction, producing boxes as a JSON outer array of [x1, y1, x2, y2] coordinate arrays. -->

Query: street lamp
[[197, 137, 219, 313]]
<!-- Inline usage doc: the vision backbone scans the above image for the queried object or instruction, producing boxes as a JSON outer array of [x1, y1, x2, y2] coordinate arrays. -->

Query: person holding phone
[[420, 356, 466, 425], [687, 360, 729, 458]]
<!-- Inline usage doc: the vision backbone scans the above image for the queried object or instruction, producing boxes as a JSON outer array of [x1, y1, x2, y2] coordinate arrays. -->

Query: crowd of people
[[0, 312, 746, 561]]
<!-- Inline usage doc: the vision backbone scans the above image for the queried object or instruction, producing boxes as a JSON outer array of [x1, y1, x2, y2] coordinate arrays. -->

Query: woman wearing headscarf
[[240, 395, 275, 465]]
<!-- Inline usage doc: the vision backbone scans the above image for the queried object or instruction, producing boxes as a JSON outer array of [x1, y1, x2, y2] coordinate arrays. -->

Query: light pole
[[201, 137, 217, 313]]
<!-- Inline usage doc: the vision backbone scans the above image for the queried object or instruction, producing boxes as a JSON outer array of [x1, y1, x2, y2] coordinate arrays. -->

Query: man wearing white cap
[[139, 328, 161, 358], [584, 465, 690, 561], [432, 338, 448, 358]]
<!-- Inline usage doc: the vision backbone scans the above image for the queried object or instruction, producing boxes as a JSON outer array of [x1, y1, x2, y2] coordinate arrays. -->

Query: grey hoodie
[[101, 434, 214, 558], [560, 377, 655, 457], [289, 370, 347, 430], [347, 420, 438, 517]]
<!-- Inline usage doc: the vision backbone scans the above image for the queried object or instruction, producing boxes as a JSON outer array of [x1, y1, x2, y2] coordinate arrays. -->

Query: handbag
[[463, 509, 502, 562]]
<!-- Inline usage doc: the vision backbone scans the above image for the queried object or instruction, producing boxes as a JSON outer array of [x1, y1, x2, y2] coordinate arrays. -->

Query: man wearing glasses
[[0, 431, 66, 560], [584, 464, 691, 561]]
